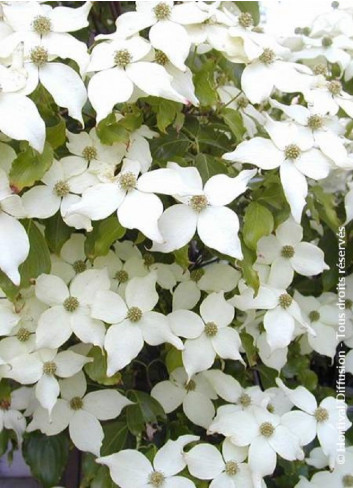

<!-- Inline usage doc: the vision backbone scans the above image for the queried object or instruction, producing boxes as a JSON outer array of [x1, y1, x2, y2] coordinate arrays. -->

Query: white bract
[[97, 435, 199, 488], [35, 269, 110, 349], [169, 292, 243, 378], [27, 371, 132, 456], [152, 164, 256, 258], [92, 273, 183, 375], [224, 118, 333, 222]]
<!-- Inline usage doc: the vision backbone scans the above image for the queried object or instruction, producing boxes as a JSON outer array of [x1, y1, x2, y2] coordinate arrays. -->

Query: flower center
[[313, 63, 327, 76], [307, 114, 324, 130], [190, 268, 205, 282], [284, 144, 301, 160], [204, 321, 218, 337], [279, 293, 293, 309], [238, 393, 251, 408], [70, 396, 83, 411], [155, 50, 168, 66], [190, 195, 208, 213], [43, 361, 57, 376], [54, 180, 70, 197], [115, 270, 129, 283], [127, 306, 142, 323], [328, 80, 342, 95], [16, 327, 31, 342], [114, 49, 132, 68], [119, 172, 137, 191], [342, 475, 353, 488], [238, 12, 254, 28], [72, 260, 86, 274], [332, 1, 340, 8], [185, 380, 196, 392], [259, 48, 275, 64], [32, 15, 52, 36], [314, 406, 329, 423], [225, 460, 239, 476], [259, 421, 275, 437], [143, 253, 155, 267], [63, 296, 79, 312], [237, 96, 249, 108], [322, 36, 333, 47], [153, 2, 171, 21], [281, 245, 295, 258], [82, 145, 98, 161], [309, 310, 320, 322], [0, 399, 10, 411], [30, 46, 48, 67]]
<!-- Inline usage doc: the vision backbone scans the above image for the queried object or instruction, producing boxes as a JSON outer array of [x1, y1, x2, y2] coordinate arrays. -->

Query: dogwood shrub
[[0, 1, 352, 487]]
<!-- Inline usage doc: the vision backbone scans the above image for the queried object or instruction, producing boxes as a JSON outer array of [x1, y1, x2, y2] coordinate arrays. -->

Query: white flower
[[27, 371, 132, 456], [185, 439, 253, 488], [172, 262, 241, 311], [88, 36, 187, 122], [256, 218, 329, 289], [20, 44, 87, 124], [231, 281, 313, 351], [35, 269, 110, 349], [0, 2, 91, 73], [305, 76, 353, 118], [66, 159, 194, 242], [224, 118, 332, 222], [151, 367, 217, 428], [0, 387, 30, 444], [91, 273, 183, 375], [67, 128, 126, 174], [7, 348, 91, 414], [278, 379, 352, 469], [97, 434, 199, 488], [112, 1, 209, 70], [0, 45, 45, 151], [0, 169, 29, 285], [240, 47, 315, 104], [169, 292, 243, 379], [209, 405, 304, 486], [51, 233, 90, 284], [22, 158, 93, 230], [152, 164, 257, 258], [269, 98, 348, 167], [294, 291, 338, 358]]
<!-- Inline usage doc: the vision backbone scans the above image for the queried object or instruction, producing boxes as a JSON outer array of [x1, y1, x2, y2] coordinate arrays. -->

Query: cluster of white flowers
[[0, 1, 352, 488]]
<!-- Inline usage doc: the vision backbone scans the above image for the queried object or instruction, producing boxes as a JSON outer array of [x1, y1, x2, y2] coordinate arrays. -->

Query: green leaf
[[44, 212, 72, 254], [0, 220, 51, 299], [239, 241, 259, 292], [240, 331, 257, 367], [146, 97, 182, 133], [195, 153, 227, 183], [22, 432, 69, 487], [243, 202, 274, 251], [85, 216, 125, 259], [221, 109, 246, 140], [101, 421, 132, 456], [173, 246, 190, 269], [126, 391, 166, 435], [46, 116, 66, 149], [96, 113, 130, 145], [235, 1, 260, 24], [84, 346, 122, 386], [9, 142, 53, 191], [150, 130, 191, 161], [119, 106, 143, 131], [165, 347, 183, 374], [193, 61, 218, 106], [311, 185, 341, 232]]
